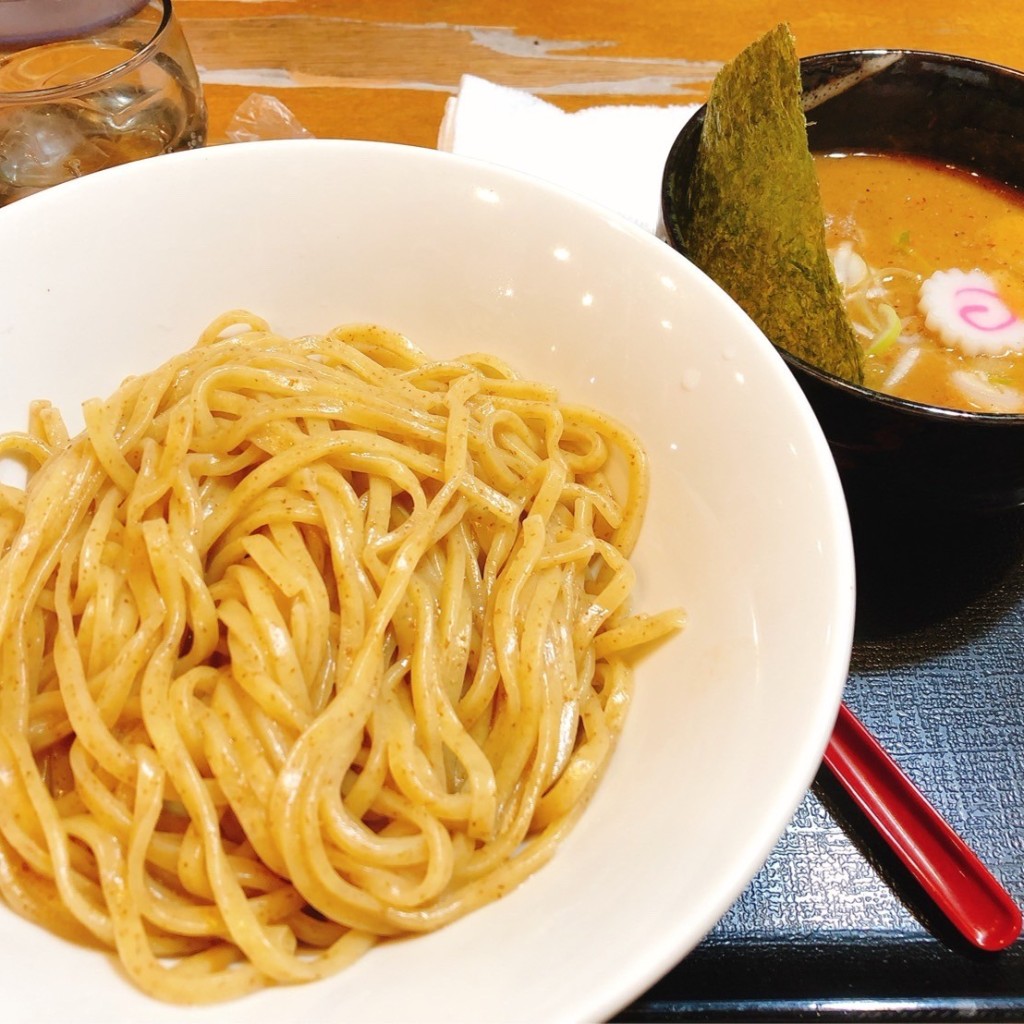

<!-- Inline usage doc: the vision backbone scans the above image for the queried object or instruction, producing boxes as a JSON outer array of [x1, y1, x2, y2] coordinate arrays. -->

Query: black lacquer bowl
[[662, 49, 1024, 521]]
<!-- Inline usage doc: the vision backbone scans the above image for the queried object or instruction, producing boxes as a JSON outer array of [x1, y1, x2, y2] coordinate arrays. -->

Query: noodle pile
[[0, 312, 682, 1002]]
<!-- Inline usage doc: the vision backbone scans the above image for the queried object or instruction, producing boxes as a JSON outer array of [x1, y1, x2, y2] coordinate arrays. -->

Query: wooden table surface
[[177, 0, 1024, 148]]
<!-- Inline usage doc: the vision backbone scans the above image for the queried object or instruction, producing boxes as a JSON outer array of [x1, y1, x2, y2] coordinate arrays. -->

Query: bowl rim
[[660, 46, 1024, 426], [798, 44, 1024, 77]]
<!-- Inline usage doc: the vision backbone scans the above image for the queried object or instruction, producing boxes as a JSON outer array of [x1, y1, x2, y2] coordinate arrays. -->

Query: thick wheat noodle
[[0, 311, 683, 1003]]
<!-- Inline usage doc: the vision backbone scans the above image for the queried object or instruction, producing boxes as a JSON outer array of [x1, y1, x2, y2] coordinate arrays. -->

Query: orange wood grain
[[174, 1, 1024, 148]]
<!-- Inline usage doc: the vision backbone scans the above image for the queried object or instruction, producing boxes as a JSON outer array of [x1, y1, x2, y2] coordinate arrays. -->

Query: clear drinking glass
[[0, 0, 206, 205]]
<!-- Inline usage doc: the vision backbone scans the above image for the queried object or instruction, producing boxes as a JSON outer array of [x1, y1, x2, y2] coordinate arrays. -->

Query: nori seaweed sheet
[[680, 24, 864, 384]]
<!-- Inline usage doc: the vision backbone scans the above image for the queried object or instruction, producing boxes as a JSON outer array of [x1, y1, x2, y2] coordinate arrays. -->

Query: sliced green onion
[[867, 303, 902, 356]]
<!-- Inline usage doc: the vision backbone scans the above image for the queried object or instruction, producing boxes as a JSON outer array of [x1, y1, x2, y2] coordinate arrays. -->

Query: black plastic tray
[[620, 508, 1024, 1022]]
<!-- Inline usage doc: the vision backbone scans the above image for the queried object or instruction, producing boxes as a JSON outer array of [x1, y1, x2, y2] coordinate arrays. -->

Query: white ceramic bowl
[[0, 140, 855, 1024]]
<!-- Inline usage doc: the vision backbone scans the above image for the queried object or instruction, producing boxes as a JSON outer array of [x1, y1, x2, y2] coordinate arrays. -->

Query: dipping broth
[[815, 151, 1024, 413]]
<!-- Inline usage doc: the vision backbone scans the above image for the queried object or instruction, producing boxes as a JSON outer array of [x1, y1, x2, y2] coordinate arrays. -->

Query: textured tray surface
[[622, 509, 1024, 1022]]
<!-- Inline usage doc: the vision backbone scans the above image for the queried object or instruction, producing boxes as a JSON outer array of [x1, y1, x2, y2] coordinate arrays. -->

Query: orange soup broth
[[815, 151, 1024, 412]]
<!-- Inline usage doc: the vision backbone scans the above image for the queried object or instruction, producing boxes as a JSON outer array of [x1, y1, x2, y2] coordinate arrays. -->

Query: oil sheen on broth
[[815, 151, 1024, 413]]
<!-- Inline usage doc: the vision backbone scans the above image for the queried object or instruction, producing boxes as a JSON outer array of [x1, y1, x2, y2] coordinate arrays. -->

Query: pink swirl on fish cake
[[919, 269, 1024, 356]]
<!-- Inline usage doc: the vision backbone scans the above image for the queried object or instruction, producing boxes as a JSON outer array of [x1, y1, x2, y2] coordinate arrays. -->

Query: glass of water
[[0, 0, 206, 206]]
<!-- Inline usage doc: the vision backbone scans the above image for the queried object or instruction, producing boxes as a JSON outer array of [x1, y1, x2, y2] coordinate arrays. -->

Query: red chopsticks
[[824, 702, 1022, 952]]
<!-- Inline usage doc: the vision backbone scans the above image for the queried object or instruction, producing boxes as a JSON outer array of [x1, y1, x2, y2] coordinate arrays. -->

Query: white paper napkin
[[437, 75, 699, 234]]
